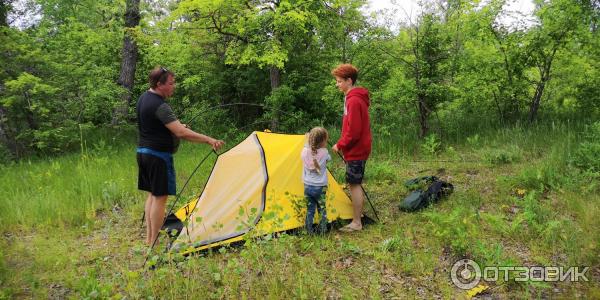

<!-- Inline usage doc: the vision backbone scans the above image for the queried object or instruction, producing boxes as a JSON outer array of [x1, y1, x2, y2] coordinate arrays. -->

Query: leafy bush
[[263, 85, 306, 133], [424, 206, 478, 256], [573, 122, 600, 172], [466, 134, 481, 147], [0, 144, 13, 163], [483, 145, 523, 165], [379, 235, 410, 252], [420, 134, 441, 156]]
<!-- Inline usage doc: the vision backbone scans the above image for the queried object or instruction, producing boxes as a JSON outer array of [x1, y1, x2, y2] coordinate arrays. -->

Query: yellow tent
[[169, 131, 354, 254]]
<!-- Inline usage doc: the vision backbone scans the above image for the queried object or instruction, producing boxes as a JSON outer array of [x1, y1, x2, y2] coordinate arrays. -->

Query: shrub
[[424, 206, 478, 256], [483, 145, 523, 165], [421, 134, 441, 156], [573, 122, 600, 172]]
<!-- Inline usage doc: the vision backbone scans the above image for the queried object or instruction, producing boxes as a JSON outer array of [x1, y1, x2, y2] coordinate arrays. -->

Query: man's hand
[[332, 144, 340, 154], [208, 138, 225, 151]]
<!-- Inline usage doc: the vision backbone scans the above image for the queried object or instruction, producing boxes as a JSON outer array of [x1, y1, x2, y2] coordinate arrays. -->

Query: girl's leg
[[305, 185, 319, 233], [305, 198, 316, 233], [316, 190, 328, 234]]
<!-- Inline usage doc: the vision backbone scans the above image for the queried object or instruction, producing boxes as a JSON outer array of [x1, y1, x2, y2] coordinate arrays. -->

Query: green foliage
[[466, 134, 481, 147], [0, 143, 13, 163], [75, 270, 114, 300], [2, 0, 598, 159], [0, 247, 7, 295], [420, 134, 442, 156], [263, 84, 304, 132], [573, 121, 600, 172], [0, 127, 138, 229], [1, 120, 599, 298], [424, 205, 478, 256], [0, 1, 123, 158], [379, 235, 410, 253], [365, 160, 396, 182], [483, 145, 523, 165]]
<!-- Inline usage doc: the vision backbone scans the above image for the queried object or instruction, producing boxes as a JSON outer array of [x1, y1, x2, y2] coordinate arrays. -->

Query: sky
[[365, 0, 537, 29]]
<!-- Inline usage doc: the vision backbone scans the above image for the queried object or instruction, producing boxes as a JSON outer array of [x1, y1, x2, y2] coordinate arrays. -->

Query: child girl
[[301, 127, 331, 234]]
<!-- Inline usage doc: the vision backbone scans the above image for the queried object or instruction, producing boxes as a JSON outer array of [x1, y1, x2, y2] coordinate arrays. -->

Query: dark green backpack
[[399, 176, 454, 212]]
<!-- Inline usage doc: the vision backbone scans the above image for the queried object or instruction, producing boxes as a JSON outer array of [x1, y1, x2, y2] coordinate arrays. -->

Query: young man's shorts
[[345, 160, 367, 184], [137, 148, 176, 196]]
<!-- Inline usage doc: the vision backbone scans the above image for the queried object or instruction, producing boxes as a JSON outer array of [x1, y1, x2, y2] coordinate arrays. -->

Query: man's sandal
[[339, 224, 361, 232]]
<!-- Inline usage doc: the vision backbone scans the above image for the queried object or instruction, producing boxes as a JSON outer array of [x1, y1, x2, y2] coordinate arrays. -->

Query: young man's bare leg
[[349, 183, 364, 230], [149, 195, 168, 245], [144, 193, 153, 244]]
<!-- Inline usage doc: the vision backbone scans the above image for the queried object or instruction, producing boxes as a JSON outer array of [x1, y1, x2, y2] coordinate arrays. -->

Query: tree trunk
[[0, 104, 14, 154], [529, 81, 545, 122], [528, 51, 555, 122], [112, 0, 140, 125], [269, 66, 281, 131], [23, 92, 38, 131], [418, 93, 429, 138], [270, 66, 280, 90], [492, 89, 505, 124], [0, 1, 15, 156]]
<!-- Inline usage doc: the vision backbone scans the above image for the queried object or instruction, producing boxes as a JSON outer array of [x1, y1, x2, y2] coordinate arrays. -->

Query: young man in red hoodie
[[331, 64, 372, 232]]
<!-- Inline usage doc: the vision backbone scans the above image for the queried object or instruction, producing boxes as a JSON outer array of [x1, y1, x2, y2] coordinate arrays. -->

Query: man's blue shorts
[[137, 147, 176, 196]]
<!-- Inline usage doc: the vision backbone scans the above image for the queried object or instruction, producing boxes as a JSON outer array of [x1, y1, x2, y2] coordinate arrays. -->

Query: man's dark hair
[[149, 67, 175, 88]]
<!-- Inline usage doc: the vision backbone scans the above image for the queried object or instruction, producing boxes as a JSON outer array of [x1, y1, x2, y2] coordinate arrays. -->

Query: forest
[[0, 0, 597, 157], [0, 0, 599, 298]]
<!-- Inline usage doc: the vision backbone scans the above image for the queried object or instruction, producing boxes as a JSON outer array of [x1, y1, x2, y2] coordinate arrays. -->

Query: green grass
[[0, 121, 599, 298], [0, 126, 219, 230]]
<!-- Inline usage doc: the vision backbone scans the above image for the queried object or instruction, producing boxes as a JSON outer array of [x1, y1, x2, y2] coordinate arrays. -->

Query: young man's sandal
[[339, 224, 362, 232]]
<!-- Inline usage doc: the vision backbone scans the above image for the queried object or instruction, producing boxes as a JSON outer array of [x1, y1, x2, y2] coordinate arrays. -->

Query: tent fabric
[[170, 131, 354, 254]]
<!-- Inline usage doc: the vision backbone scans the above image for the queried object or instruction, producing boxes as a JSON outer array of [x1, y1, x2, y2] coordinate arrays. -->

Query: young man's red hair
[[331, 64, 358, 85]]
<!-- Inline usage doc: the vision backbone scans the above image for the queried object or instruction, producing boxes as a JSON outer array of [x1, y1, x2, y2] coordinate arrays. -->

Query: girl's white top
[[301, 146, 331, 186]]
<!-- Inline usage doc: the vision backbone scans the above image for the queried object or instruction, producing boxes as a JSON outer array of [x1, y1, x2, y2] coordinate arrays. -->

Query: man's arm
[[165, 120, 224, 150], [335, 97, 363, 152]]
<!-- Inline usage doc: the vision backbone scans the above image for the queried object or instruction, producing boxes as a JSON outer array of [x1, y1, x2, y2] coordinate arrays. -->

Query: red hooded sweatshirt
[[336, 87, 372, 161]]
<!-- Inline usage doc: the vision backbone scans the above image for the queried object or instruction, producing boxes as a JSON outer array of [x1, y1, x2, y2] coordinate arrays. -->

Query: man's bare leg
[[144, 193, 153, 244], [149, 195, 168, 245], [348, 183, 364, 230]]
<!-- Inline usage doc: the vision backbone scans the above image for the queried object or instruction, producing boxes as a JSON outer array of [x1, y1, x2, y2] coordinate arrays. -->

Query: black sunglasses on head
[[157, 67, 172, 83]]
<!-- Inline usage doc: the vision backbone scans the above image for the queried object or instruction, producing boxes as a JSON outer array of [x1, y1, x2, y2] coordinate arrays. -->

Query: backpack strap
[[404, 176, 438, 188], [424, 180, 454, 203]]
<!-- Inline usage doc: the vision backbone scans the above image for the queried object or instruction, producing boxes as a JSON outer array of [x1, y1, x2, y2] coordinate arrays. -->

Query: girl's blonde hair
[[308, 127, 328, 174]]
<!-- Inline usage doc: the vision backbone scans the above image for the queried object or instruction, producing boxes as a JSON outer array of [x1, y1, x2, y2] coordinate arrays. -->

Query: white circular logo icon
[[451, 259, 481, 289]]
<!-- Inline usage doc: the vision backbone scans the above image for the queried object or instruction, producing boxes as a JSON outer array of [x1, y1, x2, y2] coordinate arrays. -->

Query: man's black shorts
[[137, 152, 176, 196], [345, 160, 366, 184]]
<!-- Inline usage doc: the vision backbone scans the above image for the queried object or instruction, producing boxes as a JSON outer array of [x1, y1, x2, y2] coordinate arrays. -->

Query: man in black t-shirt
[[137, 67, 224, 246]]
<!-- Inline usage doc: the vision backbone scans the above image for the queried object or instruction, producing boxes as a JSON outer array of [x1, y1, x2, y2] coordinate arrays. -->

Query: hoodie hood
[[346, 87, 370, 107]]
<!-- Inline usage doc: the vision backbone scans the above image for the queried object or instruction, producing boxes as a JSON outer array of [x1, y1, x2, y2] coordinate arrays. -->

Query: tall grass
[[0, 120, 589, 230], [0, 136, 135, 229], [1, 120, 599, 298], [0, 126, 235, 230]]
